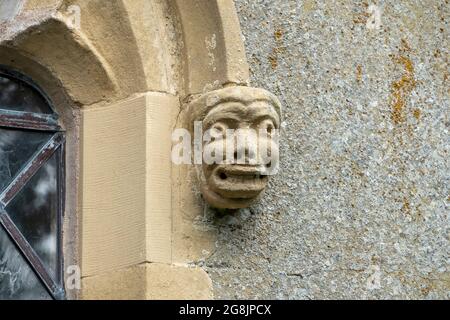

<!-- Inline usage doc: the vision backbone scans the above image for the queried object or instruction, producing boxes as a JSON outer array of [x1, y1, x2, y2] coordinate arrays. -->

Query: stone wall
[[205, 0, 449, 299]]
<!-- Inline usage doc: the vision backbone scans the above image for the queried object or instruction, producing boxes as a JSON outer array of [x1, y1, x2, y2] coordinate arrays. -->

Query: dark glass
[[0, 128, 53, 192], [0, 75, 53, 114], [6, 152, 59, 281], [0, 227, 52, 300]]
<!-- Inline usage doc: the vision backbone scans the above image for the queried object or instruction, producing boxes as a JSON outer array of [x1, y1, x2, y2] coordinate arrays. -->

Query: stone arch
[[1, 0, 250, 103], [173, 0, 249, 94]]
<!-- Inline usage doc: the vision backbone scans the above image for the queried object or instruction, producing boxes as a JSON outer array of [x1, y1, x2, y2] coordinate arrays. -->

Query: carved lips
[[209, 164, 269, 199]]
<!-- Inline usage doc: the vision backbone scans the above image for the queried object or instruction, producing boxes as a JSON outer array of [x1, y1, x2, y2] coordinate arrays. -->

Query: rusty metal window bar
[[0, 67, 65, 300]]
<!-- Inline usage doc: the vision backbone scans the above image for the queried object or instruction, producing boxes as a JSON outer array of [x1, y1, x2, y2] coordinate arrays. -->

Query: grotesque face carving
[[189, 86, 282, 209]]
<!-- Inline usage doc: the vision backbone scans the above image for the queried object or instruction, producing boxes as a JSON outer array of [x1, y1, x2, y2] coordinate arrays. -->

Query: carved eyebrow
[[203, 102, 280, 128], [246, 112, 280, 128], [203, 114, 241, 128], [203, 105, 243, 126], [251, 114, 277, 124]]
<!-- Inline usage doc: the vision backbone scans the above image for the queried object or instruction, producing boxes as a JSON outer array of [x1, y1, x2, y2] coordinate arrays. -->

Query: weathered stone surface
[[205, 0, 449, 299]]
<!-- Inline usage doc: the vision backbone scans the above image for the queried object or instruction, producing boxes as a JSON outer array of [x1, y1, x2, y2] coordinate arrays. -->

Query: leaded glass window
[[0, 68, 65, 300]]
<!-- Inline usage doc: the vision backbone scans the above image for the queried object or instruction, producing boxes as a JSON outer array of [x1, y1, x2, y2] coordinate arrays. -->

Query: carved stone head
[[189, 86, 282, 209]]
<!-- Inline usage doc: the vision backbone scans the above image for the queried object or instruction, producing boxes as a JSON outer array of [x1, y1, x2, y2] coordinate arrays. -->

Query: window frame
[[0, 67, 66, 300]]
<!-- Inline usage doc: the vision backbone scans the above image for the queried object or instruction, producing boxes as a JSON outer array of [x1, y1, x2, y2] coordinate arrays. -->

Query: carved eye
[[211, 122, 228, 134], [258, 119, 275, 135]]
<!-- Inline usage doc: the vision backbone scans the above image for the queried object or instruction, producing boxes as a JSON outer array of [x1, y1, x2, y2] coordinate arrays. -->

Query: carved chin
[[202, 165, 268, 209]]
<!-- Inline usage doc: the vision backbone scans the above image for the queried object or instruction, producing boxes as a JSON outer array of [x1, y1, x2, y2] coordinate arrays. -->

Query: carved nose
[[232, 129, 260, 164], [234, 145, 257, 164]]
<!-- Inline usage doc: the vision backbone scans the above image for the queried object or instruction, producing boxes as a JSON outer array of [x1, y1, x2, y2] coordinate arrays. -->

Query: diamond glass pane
[[0, 227, 52, 300], [0, 128, 52, 192], [5, 152, 59, 281]]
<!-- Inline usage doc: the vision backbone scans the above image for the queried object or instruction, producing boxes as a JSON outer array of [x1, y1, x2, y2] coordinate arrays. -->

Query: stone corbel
[[188, 86, 282, 209]]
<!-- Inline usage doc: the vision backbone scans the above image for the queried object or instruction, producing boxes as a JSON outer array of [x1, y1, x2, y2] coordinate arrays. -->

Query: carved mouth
[[209, 165, 268, 199]]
